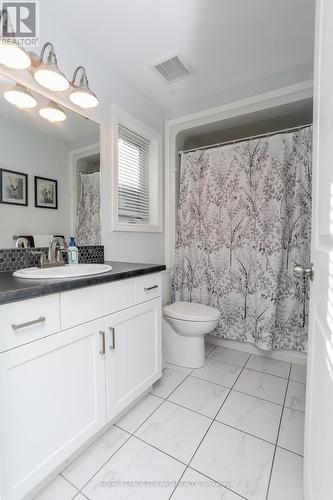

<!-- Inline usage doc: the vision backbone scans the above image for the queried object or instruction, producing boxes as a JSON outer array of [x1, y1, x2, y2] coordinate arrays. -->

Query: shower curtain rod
[[178, 122, 313, 155]]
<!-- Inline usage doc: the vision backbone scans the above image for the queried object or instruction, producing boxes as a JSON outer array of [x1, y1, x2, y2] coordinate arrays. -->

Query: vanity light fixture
[[69, 66, 98, 108], [4, 83, 37, 109], [33, 42, 69, 92], [0, 10, 31, 69], [39, 101, 67, 122]]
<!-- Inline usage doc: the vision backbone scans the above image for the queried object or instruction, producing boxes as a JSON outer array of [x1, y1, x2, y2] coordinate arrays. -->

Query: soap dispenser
[[68, 237, 79, 264]]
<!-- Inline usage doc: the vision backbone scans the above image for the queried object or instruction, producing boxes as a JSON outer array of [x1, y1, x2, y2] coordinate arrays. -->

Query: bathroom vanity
[[0, 262, 165, 500]]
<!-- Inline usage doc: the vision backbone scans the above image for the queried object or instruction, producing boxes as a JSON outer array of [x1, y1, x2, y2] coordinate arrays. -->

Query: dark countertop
[[0, 261, 166, 305]]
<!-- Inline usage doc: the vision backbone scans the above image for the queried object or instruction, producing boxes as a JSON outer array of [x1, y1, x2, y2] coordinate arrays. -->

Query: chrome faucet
[[15, 237, 30, 249], [30, 237, 69, 268], [48, 237, 68, 266]]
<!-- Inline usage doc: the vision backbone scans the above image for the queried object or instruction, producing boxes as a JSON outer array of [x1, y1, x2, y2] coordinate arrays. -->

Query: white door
[[105, 298, 162, 420], [0, 320, 106, 500], [304, 1, 333, 499]]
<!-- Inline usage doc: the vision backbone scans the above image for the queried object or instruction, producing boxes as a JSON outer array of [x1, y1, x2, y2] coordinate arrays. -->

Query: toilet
[[163, 301, 220, 368]]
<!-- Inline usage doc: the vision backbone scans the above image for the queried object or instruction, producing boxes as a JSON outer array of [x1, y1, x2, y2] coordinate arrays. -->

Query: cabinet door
[[105, 298, 162, 420], [0, 320, 106, 500]]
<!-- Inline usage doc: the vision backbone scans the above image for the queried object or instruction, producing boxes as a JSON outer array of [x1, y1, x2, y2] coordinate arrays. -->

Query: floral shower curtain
[[76, 171, 101, 246], [172, 127, 312, 351]]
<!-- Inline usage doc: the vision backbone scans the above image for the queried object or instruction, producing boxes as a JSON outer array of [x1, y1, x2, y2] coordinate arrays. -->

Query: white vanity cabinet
[[0, 319, 107, 500], [0, 272, 162, 500], [105, 298, 161, 419]]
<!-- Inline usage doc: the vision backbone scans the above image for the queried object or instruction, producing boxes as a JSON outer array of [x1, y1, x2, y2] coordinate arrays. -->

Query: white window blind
[[118, 125, 150, 223]]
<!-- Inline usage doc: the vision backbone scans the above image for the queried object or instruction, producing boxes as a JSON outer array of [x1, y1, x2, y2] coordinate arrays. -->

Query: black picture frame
[[34, 176, 58, 209], [0, 168, 28, 206]]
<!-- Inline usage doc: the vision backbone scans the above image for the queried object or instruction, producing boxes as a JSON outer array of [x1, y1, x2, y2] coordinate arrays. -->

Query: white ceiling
[[42, 0, 315, 118]]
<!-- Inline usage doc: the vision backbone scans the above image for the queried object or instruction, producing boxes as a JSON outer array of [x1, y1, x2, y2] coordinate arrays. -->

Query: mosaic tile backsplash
[[0, 245, 104, 273]]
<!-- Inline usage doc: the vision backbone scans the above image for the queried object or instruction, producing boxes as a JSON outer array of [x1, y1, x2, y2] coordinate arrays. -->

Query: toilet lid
[[163, 301, 220, 322]]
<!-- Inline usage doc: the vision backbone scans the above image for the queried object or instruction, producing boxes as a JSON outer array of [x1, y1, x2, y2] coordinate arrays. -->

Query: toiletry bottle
[[68, 237, 79, 265]]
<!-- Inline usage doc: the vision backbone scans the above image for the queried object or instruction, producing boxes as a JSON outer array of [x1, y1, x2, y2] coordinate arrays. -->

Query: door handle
[[99, 330, 106, 355], [293, 263, 314, 281], [144, 285, 159, 292], [109, 326, 115, 349], [12, 316, 46, 330]]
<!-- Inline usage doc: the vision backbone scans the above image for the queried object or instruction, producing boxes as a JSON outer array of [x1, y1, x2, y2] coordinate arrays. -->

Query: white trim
[[206, 335, 307, 365], [69, 143, 100, 236], [111, 105, 163, 233], [164, 80, 314, 268], [167, 79, 313, 127]]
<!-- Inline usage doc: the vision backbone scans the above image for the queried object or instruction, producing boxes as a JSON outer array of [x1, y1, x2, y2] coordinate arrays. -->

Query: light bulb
[[69, 88, 98, 109], [39, 102, 66, 122], [70, 66, 99, 109], [4, 84, 37, 108], [0, 41, 31, 69], [34, 65, 69, 91]]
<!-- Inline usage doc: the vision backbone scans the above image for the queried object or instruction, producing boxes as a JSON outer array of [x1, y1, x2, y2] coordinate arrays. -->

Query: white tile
[[135, 400, 211, 463], [205, 343, 216, 356], [290, 364, 307, 384], [234, 369, 288, 405], [285, 381, 306, 412], [245, 355, 290, 378], [172, 468, 243, 500], [83, 436, 185, 500], [33, 475, 78, 500], [73, 495, 88, 500], [169, 376, 229, 417], [192, 359, 242, 388], [165, 362, 193, 374], [151, 368, 187, 398], [278, 408, 305, 455], [62, 426, 129, 489], [208, 347, 250, 367], [191, 421, 274, 500], [216, 390, 282, 443], [268, 448, 303, 500], [115, 394, 163, 433]]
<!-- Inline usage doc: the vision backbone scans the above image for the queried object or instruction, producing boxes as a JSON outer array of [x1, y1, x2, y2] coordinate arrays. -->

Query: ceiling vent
[[152, 55, 192, 83]]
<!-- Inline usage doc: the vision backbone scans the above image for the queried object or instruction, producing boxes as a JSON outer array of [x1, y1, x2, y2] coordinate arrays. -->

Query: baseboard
[[206, 335, 307, 365]]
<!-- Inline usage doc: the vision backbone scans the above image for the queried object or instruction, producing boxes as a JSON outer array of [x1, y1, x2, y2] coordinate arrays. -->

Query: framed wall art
[[0, 168, 28, 206]]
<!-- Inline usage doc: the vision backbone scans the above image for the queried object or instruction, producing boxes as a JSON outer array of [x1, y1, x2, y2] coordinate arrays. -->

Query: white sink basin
[[13, 263, 112, 279]]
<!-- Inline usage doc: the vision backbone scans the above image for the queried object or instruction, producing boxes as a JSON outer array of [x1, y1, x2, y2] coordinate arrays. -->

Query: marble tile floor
[[33, 344, 306, 500]]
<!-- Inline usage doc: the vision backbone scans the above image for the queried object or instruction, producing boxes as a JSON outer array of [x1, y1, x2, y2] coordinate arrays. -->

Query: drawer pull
[[109, 326, 116, 349], [144, 285, 159, 292], [12, 316, 46, 330], [99, 330, 106, 355]]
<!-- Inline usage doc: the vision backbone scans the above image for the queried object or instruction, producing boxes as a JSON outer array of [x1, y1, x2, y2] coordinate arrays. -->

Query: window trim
[[111, 105, 163, 232]]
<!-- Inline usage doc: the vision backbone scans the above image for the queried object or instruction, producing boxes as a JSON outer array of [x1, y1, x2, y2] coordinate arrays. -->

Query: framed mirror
[[0, 73, 100, 248]]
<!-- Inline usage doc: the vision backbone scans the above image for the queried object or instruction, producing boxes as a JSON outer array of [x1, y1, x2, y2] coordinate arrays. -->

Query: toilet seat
[[163, 301, 220, 322]]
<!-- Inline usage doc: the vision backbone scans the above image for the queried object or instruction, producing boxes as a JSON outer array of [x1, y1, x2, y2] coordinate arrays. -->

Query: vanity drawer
[[0, 294, 61, 353], [60, 278, 136, 330], [135, 273, 161, 304]]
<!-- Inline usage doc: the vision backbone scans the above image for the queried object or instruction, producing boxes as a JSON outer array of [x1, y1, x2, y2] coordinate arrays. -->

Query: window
[[118, 125, 150, 223], [111, 106, 162, 232]]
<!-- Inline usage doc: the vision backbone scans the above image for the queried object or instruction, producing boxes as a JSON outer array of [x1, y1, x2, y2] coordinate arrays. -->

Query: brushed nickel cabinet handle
[[144, 285, 159, 292], [12, 316, 46, 330], [109, 326, 115, 349], [99, 330, 106, 355]]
